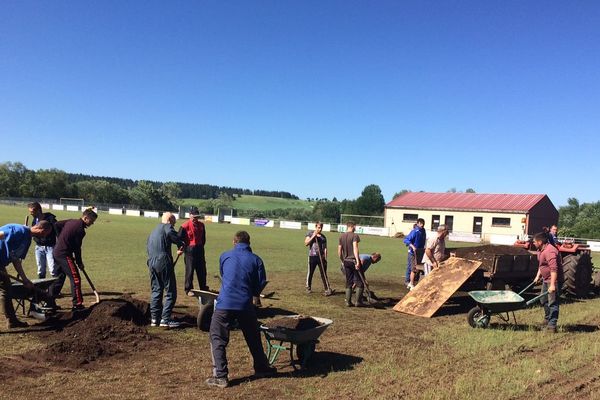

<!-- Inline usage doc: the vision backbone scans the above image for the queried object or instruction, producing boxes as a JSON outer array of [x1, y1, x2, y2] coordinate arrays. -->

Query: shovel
[[356, 268, 377, 304]]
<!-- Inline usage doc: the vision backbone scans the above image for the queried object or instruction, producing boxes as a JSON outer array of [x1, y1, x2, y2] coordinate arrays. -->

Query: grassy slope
[[1, 204, 599, 400], [180, 195, 313, 212]]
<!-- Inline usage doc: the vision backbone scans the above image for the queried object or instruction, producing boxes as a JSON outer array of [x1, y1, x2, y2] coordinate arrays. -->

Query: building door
[[431, 215, 440, 231], [472, 216, 483, 235], [444, 215, 454, 232]]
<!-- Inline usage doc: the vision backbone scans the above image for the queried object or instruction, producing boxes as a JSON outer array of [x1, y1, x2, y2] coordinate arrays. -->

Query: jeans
[[209, 308, 270, 378], [149, 265, 177, 321], [184, 245, 207, 292], [35, 245, 56, 278], [540, 281, 560, 327], [405, 252, 415, 283]]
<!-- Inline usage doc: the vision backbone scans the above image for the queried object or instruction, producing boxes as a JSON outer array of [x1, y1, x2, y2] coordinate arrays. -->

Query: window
[[431, 215, 440, 231], [492, 217, 511, 227], [403, 213, 418, 223], [444, 215, 454, 232]]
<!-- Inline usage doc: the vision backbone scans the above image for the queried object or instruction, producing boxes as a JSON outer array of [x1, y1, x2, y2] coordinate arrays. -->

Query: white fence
[[231, 217, 251, 226], [307, 222, 331, 232], [280, 221, 302, 230], [338, 224, 390, 237], [144, 211, 160, 218]]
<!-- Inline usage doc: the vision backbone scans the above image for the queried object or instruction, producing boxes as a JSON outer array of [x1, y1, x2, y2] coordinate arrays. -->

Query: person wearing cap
[[179, 207, 207, 296]]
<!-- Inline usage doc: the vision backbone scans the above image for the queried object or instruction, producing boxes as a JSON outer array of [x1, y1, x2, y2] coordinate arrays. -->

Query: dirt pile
[[451, 245, 532, 270], [265, 315, 322, 331], [27, 296, 156, 368]]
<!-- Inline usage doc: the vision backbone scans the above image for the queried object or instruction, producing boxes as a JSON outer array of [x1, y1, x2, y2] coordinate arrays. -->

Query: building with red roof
[[385, 192, 558, 242]]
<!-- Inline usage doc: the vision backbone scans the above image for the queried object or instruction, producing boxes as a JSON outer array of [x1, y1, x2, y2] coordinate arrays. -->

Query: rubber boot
[[354, 288, 367, 307], [344, 288, 353, 307]]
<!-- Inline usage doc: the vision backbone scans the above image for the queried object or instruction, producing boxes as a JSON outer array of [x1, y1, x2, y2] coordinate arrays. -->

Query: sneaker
[[72, 304, 85, 311], [160, 319, 181, 328], [305, 287, 312, 294], [324, 289, 333, 296], [407, 283, 415, 291], [150, 319, 159, 327], [254, 367, 277, 378], [8, 319, 28, 329], [345, 300, 354, 307], [186, 291, 196, 297], [205, 377, 229, 388]]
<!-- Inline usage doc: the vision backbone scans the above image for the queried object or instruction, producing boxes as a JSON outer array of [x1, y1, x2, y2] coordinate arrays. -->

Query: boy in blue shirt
[[404, 218, 426, 290]]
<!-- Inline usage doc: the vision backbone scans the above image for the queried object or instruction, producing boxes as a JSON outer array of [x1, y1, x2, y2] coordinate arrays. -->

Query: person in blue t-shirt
[[0, 222, 52, 329], [359, 253, 382, 275], [206, 231, 276, 389], [403, 218, 426, 290]]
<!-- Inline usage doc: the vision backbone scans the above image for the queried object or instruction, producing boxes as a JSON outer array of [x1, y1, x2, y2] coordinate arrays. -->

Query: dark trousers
[[209, 308, 270, 379], [184, 245, 207, 292], [306, 255, 328, 289], [49, 256, 83, 307], [540, 281, 560, 327], [149, 265, 177, 321], [343, 260, 362, 289], [0, 271, 17, 323]]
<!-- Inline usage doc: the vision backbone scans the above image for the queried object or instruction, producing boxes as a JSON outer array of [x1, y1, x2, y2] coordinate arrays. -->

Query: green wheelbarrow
[[467, 281, 548, 328], [260, 316, 333, 370]]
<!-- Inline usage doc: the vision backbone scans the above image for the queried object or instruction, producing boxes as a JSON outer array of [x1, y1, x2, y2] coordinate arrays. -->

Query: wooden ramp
[[393, 257, 482, 318]]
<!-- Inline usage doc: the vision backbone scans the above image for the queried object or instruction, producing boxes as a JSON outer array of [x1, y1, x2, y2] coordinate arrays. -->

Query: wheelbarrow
[[10, 277, 58, 321], [189, 289, 219, 331], [467, 281, 548, 328], [260, 315, 333, 370]]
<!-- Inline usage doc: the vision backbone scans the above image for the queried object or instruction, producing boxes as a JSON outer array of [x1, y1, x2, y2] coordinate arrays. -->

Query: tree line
[[0, 162, 298, 211], [558, 198, 600, 239]]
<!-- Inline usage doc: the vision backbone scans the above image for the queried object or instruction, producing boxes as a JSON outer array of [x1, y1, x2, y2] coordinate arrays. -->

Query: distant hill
[[181, 195, 312, 212]]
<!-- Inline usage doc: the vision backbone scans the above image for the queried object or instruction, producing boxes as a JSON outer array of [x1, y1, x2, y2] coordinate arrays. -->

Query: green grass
[[1, 203, 600, 400], [180, 195, 313, 212]]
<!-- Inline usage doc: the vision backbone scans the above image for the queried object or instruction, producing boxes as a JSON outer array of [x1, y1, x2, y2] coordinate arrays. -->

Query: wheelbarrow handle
[[517, 280, 538, 296], [525, 291, 549, 307]]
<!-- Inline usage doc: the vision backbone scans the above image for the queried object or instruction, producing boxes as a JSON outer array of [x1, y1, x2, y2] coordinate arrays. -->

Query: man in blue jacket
[[0, 222, 52, 329], [404, 218, 426, 290], [206, 231, 275, 388]]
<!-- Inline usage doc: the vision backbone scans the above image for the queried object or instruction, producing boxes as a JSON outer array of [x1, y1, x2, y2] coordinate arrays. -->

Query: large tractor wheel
[[562, 253, 593, 297]]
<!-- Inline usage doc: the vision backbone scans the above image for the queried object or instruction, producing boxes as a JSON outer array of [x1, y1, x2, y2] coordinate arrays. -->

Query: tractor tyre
[[562, 253, 593, 298]]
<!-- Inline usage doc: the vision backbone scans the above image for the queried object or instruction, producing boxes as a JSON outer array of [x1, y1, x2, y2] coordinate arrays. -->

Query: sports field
[[1, 204, 599, 400]]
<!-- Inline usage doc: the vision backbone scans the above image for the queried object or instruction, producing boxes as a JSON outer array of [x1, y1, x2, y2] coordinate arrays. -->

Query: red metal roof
[[386, 192, 549, 213]]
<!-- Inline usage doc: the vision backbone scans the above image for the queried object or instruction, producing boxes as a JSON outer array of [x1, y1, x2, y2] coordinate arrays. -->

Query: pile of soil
[[450, 245, 531, 270], [265, 315, 322, 331], [26, 296, 157, 368]]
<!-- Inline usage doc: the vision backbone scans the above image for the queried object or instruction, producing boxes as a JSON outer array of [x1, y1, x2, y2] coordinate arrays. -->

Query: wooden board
[[393, 257, 482, 318]]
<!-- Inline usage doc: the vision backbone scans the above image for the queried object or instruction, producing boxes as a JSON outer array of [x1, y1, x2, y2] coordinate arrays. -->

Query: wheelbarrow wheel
[[197, 303, 214, 332], [467, 307, 490, 328]]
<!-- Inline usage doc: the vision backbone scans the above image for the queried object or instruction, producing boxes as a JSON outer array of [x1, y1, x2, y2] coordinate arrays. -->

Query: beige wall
[[385, 207, 528, 240]]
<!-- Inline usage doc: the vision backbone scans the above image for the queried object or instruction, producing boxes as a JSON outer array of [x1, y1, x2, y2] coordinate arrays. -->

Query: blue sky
[[1, 1, 599, 207]]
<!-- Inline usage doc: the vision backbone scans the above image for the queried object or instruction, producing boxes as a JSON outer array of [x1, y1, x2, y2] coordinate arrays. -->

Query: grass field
[[1, 204, 599, 400], [181, 195, 313, 212]]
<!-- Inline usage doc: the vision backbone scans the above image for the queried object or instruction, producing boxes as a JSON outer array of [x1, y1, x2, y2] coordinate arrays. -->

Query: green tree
[[465, 188, 476, 193], [393, 189, 410, 199], [354, 184, 385, 215], [129, 181, 176, 210]]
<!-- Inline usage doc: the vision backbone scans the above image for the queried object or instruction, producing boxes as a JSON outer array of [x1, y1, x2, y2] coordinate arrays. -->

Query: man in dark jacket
[[47, 208, 97, 311], [28, 202, 58, 278], [0, 221, 52, 328], [147, 212, 184, 328], [206, 231, 275, 389]]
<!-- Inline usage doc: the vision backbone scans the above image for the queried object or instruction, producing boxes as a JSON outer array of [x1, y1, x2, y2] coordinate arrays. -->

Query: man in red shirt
[[179, 207, 207, 296], [533, 232, 563, 333]]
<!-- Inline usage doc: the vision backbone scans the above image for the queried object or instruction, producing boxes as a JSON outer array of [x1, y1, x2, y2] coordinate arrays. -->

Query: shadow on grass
[[226, 351, 364, 387], [487, 322, 599, 333], [435, 295, 474, 317]]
